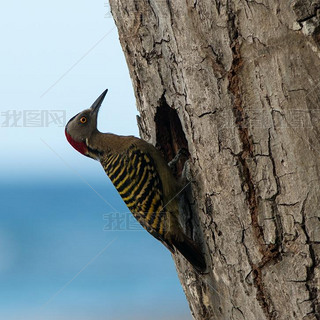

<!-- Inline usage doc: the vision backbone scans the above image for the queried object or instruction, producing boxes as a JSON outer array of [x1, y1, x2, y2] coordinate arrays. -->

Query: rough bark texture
[[109, 1, 320, 319]]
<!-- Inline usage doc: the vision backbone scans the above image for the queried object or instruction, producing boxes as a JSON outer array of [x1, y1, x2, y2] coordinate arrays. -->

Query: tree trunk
[[109, 1, 320, 319]]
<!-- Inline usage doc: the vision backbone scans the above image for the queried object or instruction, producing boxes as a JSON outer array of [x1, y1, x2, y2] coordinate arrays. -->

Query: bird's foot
[[168, 148, 188, 170], [180, 158, 194, 186]]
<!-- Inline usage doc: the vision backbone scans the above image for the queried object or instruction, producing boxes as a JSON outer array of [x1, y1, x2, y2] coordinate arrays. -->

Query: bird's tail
[[171, 233, 207, 273]]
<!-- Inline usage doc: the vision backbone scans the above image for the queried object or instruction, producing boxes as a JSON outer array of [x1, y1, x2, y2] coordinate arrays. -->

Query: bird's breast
[[101, 148, 166, 236]]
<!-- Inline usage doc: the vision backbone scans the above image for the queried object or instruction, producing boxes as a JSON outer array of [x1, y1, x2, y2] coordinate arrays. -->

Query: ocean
[[0, 179, 192, 320]]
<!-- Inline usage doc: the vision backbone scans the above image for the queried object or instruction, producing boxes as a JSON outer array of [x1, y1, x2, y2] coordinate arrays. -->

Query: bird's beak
[[90, 89, 108, 115]]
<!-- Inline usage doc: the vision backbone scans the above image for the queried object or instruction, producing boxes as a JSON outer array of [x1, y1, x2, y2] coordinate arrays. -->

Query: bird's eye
[[80, 116, 87, 124]]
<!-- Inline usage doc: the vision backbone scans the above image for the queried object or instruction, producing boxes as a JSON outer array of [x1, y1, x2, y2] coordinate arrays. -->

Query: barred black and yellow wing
[[101, 145, 169, 245]]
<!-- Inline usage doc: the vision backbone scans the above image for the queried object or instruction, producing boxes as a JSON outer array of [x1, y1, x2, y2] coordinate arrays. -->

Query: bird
[[65, 89, 206, 272]]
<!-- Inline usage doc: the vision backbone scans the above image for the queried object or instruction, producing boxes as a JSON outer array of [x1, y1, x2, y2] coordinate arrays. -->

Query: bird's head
[[65, 89, 108, 156]]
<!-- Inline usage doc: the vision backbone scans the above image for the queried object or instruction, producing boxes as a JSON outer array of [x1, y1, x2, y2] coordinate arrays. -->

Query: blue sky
[[1, 0, 137, 181], [0, 1, 192, 319]]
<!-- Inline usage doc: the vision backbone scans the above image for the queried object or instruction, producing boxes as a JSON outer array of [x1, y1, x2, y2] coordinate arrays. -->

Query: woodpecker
[[65, 89, 206, 272]]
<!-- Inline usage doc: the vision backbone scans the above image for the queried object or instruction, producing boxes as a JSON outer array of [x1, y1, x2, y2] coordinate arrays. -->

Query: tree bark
[[109, 1, 320, 319]]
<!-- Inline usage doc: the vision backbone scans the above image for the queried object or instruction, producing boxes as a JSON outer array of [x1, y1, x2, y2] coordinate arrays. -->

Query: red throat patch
[[65, 129, 88, 155]]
